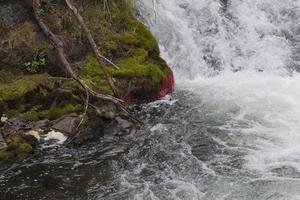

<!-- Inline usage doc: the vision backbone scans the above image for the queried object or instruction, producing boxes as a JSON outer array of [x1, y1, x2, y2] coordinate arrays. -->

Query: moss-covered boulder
[[0, 133, 36, 165], [0, 0, 174, 121]]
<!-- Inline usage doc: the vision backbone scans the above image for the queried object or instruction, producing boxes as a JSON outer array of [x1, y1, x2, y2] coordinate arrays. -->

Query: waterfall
[[136, 0, 300, 78], [118, 0, 300, 199]]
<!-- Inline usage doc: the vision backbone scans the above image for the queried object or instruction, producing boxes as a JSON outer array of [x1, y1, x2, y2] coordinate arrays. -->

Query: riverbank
[[0, 0, 174, 165]]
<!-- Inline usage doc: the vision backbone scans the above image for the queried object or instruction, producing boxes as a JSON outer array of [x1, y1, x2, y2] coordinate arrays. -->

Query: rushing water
[[2, 0, 300, 199]]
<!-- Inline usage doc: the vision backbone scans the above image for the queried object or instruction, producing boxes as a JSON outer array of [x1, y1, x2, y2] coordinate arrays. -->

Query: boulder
[[51, 113, 80, 134]]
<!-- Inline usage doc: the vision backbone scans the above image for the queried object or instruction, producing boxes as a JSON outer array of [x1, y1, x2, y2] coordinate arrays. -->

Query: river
[[1, 0, 300, 199]]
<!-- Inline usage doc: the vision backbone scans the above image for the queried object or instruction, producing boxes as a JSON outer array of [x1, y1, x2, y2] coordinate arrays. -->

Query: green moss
[[83, 54, 113, 95], [0, 133, 37, 164], [21, 103, 83, 121], [0, 74, 52, 102], [5, 109, 19, 118], [0, 150, 13, 164], [20, 105, 43, 121], [0, 70, 15, 83], [16, 143, 34, 157], [24, 53, 46, 74], [119, 23, 159, 55], [7, 133, 22, 150], [9, 22, 37, 49], [1, 0, 173, 123], [112, 48, 166, 86], [8, 21, 51, 53], [39, 104, 83, 120]]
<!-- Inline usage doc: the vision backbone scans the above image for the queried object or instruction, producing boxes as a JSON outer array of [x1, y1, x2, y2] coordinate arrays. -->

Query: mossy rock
[[0, 150, 13, 165], [0, 73, 53, 102], [15, 143, 34, 159], [0, 133, 36, 165], [0, 0, 173, 121]]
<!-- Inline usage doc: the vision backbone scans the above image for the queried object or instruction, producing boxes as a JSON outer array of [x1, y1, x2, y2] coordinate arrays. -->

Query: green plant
[[24, 53, 46, 74]]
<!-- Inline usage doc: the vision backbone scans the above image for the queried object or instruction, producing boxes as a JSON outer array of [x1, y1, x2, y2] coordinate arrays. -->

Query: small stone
[[34, 119, 49, 129], [44, 130, 67, 144], [24, 130, 40, 142]]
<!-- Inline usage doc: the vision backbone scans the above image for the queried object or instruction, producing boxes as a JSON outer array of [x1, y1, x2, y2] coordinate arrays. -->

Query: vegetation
[[0, 0, 171, 121]]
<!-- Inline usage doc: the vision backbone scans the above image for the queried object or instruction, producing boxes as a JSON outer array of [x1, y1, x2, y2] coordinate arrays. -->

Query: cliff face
[[0, 0, 174, 121]]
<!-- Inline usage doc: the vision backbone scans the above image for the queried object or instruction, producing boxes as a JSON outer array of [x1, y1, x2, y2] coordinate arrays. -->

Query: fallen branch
[[32, 0, 142, 126], [65, 0, 119, 96]]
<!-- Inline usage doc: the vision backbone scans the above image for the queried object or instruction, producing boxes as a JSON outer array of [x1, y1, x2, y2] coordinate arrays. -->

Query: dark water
[[2, 88, 300, 199], [0, 91, 249, 199], [0, 92, 194, 199]]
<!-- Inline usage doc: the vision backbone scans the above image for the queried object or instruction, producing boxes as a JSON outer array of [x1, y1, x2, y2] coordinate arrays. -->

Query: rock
[[24, 130, 40, 142], [158, 72, 175, 99], [44, 130, 67, 144], [34, 119, 50, 129], [51, 113, 80, 134], [116, 117, 133, 129], [95, 104, 117, 120], [160, 94, 173, 101]]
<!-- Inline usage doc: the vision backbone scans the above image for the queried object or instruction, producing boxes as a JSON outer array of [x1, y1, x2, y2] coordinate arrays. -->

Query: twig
[[76, 87, 89, 129]]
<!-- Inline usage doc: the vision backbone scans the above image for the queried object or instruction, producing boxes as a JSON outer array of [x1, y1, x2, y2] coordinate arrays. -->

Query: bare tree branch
[[65, 0, 120, 96], [31, 0, 142, 127]]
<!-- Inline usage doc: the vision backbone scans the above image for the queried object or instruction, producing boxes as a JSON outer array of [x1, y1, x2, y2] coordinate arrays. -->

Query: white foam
[[137, 0, 300, 175], [44, 130, 67, 144]]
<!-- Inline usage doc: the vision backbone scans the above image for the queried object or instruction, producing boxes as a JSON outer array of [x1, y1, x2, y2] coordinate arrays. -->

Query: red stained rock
[[158, 72, 175, 99]]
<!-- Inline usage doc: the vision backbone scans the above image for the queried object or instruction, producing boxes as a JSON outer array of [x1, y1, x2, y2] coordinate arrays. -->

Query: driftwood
[[31, 0, 142, 126]]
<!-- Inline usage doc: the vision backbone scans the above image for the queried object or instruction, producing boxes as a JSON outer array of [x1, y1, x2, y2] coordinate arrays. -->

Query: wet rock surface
[[51, 113, 80, 134]]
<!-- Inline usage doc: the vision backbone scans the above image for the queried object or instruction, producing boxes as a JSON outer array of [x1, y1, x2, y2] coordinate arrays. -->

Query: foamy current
[[123, 0, 300, 199]]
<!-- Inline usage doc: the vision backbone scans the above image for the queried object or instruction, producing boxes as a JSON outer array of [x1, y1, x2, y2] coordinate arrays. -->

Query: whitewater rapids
[[118, 0, 300, 199], [1, 0, 300, 199]]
